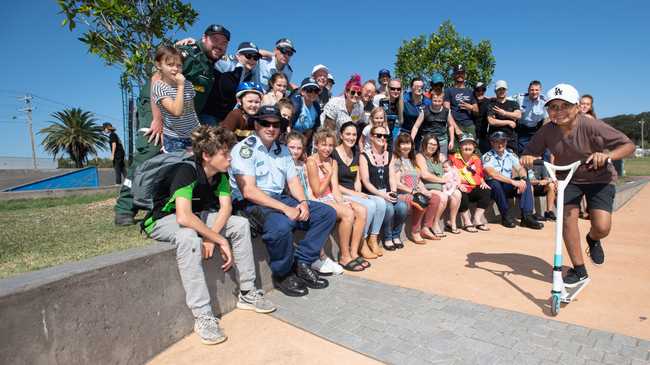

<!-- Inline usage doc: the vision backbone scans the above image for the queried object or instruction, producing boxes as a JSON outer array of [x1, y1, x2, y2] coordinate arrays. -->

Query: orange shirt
[[448, 152, 485, 192]]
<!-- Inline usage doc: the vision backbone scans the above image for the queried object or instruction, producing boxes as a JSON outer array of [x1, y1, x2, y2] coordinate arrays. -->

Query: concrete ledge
[[0, 185, 120, 201], [0, 241, 273, 365]]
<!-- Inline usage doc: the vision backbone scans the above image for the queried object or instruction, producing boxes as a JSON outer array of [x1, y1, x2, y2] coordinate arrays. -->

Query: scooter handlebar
[[543, 160, 581, 184]]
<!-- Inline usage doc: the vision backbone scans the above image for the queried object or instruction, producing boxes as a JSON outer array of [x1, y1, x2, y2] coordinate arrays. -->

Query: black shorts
[[564, 183, 615, 213], [533, 185, 547, 197]]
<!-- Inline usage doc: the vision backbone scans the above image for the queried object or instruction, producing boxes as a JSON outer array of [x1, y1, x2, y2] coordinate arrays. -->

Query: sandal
[[409, 232, 425, 245], [476, 224, 490, 231], [421, 227, 440, 240], [446, 224, 461, 234], [354, 257, 371, 269], [463, 225, 478, 233], [392, 238, 405, 249], [340, 259, 364, 272]]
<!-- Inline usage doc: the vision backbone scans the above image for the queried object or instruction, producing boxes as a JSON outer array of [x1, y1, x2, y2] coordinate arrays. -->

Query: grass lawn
[[0, 193, 151, 279], [624, 156, 650, 176]]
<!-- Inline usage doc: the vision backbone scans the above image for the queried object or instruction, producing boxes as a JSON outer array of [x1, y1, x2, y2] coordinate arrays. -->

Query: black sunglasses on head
[[278, 47, 294, 56], [243, 53, 260, 61]]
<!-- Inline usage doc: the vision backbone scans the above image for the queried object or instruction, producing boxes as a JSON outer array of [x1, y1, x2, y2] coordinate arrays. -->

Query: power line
[[30, 93, 122, 123]]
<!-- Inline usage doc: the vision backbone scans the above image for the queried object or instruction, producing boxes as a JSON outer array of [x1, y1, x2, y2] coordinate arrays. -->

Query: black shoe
[[563, 268, 589, 288], [520, 214, 544, 230], [115, 213, 135, 226], [295, 262, 329, 289], [533, 213, 547, 222], [501, 216, 516, 228], [392, 238, 404, 249], [383, 241, 396, 251], [273, 273, 308, 297], [586, 234, 605, 265], [544, 211, 557, 221]]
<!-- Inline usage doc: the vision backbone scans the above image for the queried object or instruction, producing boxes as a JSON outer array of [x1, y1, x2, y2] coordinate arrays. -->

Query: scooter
[[542, 160, 589, 316]]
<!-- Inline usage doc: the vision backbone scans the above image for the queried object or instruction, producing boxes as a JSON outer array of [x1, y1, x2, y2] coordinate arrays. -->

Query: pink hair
[[345, 74, 362, 91]]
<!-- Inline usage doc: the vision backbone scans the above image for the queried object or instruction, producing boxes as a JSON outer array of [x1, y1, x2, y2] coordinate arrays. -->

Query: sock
[[574, 264, 587, 277], [240, 290, 250, 296]]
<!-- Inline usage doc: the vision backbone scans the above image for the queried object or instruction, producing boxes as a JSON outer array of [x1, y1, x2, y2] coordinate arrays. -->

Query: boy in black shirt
[[487, 80, 521, 152]]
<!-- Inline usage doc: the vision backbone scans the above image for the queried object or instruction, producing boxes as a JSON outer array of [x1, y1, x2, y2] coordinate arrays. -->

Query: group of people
[[114, 24, 635, 345]]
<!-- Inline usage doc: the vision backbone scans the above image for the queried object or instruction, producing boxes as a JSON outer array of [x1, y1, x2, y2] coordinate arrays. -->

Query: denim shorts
[[163, 135, 192, 153]]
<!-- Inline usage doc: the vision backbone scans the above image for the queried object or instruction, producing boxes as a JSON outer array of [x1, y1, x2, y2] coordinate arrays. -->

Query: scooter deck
[[561, 278, 591, 303]]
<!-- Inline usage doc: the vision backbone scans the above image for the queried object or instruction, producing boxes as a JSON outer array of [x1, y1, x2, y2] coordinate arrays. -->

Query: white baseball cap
[[545, 83, 579, 105], [495, 80, 508, 90], [311, 64, 329, 75]]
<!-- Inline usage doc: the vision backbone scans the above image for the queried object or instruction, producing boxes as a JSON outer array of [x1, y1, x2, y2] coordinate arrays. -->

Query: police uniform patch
[[244, 136, 257, 147], [483, 154, 492, 163], [240, 146, 253, 159]]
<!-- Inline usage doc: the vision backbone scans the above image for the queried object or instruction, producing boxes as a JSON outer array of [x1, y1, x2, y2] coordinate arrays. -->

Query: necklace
[[337, 146, 353, 166]]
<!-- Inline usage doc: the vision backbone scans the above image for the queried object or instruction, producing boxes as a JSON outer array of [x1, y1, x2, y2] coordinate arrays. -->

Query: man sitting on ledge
[[230, 105, 337, 297], [142, 125, 275, 346], [482, 131, 543, 229]]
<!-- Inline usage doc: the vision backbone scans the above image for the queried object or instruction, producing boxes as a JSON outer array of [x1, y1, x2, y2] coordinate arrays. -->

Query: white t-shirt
[[320, 95, 367, 131]]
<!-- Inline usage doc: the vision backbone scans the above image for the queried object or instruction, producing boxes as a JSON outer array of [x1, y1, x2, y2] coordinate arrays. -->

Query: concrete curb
[[0, 185, 120, 201]]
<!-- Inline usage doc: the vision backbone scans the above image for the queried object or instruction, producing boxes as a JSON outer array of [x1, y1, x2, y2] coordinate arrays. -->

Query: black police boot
[[273, 273, 308, 297], [501, 215, 517, 228], [115, 213, 135, 226], [295, 262, 329, 289], [520, 214, 544, 230]]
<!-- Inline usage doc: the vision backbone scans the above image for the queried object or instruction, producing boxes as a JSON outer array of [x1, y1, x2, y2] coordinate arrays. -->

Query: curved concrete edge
[[614, 179, 649, 211], [0, 240, 274, 365], [0, 185, 119, 201]]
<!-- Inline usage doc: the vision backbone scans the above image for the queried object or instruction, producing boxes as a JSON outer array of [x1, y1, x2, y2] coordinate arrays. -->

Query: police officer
[[256, 38, 296, 91], [515, 80, 547, 154], [482, 131, 543, 229], [114, 24, 231, 225], [229, 105, 337, 297]]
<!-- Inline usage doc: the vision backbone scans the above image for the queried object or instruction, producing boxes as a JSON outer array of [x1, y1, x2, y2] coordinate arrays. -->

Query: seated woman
[[415, 134, 461, 237], [286, 131, 343, 275], [391, 133, 441, 243], [333, 121, 386, 258], [306, 129, 369, 271], [359, 125, 408, 251], [448, 134, 492, 233]]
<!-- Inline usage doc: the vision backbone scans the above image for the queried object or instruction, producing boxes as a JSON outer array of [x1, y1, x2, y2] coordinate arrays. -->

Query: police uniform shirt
[[229, 135, 297, 200], [481, 149, 520, 180], [516, 93, 547, 128], [256, 57, 293, 90], [215, 57, 259, 84]]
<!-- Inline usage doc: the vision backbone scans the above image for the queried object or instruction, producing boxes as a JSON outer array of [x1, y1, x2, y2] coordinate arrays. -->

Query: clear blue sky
[[1, 0, 648, 159]]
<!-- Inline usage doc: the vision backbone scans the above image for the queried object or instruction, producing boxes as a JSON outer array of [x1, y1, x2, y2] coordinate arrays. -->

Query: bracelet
[[299, 200, 308, 204]]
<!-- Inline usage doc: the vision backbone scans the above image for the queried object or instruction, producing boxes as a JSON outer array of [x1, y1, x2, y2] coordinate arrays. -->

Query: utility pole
[[19, 94, 37, 169], [640, 120, 645, 152]]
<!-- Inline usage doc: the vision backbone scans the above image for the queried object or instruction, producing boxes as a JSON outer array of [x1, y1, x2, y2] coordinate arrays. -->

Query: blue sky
[[1, 0, 648, 159]]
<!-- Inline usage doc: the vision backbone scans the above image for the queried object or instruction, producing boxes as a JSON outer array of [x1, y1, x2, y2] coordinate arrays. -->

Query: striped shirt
[[152, 80, 200, 139]]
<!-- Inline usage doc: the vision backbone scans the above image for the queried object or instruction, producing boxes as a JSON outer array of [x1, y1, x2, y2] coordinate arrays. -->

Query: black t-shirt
[[332, 148, 359, 190], [475, 97, 491, 139], [361, 152, 392, 192], [149, 162, 229, 223], [109, 132, 125, 160], [420, 106, 450, 140], [444, 87, 476, 127], [488, 99, 520, 138]]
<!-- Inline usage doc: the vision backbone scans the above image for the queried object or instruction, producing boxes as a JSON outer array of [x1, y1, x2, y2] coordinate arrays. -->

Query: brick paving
[[268, 275, 650, 365]]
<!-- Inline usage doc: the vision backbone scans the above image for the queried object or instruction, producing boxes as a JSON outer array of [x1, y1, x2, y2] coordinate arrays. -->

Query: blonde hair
[[312, 128, 336, 146]]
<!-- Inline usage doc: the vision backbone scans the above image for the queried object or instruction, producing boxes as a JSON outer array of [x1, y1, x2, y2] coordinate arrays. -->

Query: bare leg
[[431, 190, 448, 233], [588, 209, 612, 240], [349, 201, 367, 260], [326, 201, 354, 265], [473, 208, 486, 226], [563, 205, 584, 267], [546, 183, 557, 212], [448, 190, 461, 229]]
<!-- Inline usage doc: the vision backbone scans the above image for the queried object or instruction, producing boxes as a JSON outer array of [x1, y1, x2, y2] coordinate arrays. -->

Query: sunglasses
[[389, 87, 402, 91], [278, 47, 294, 56], [257, 119, 281, 129], [243, 53, 260, 61], [304, 87, 320, 94], [348, 89, 361, 96], [373, 133, 389, 139]]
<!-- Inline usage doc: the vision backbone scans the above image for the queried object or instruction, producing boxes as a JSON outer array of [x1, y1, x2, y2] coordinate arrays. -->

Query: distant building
[[0, 156, 56, 170]]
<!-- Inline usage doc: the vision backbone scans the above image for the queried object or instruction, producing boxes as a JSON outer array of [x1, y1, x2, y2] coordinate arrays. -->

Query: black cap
[[254, 105, 282, 121], [204, 24, 231, 41], [453, 64, 465, 75], [236, 42, 260, 55], [489, 131, 508, 141], [300, 77, 320, 91], [474, 82, 486, 91], [275, 38, 296, 52], [102, 122, 115, 131]]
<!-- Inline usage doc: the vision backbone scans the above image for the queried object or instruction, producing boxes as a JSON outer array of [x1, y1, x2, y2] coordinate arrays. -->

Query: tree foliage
[[57, 0, 198, 89], [603, 112, 650, 147], [395, 21, 496, 88], [39, 108, 108, 168]]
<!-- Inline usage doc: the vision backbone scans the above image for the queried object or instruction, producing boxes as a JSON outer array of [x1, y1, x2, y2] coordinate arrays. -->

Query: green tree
[[57, 0, 198, 88], [40, 108, 108, 168], [395, 21, 496, 88]]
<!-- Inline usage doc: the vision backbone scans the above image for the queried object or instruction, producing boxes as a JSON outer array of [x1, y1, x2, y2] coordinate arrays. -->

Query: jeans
[[163, 135, 192, 153], [381, 196, 408, 240], [487, 179, 535, 216], [345, 194, 386, 237]]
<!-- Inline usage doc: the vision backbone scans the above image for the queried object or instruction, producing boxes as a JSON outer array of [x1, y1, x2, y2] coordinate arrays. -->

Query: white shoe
[[311, 256, 343, 276]]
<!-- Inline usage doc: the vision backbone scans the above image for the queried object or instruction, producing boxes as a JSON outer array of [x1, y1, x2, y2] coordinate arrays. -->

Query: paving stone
[[631, 359, 650, 365], [553, 338, 582, 355], [559, 352, 588, 364], [613, 333, 640, 348], [620, 345, 650, 361], [603, 352, 632, 365], [578, 347, 606, 362]]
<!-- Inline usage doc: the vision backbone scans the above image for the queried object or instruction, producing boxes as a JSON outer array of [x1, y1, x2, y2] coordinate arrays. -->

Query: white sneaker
[[311, 256, 343, 276]]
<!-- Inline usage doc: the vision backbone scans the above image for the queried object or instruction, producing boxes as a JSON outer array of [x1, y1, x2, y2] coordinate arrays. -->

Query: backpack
[[132, 151, 195, 210]]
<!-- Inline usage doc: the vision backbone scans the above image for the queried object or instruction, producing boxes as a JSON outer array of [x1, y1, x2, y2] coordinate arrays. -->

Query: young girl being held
[[151, 45, 200, 153], [360, 107, 388, 152]]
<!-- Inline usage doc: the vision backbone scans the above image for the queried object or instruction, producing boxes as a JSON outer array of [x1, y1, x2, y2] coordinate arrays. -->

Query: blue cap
[[489, 131, 509, 141], [378, 69, 391, 78], [430, 72, 444, 85], [254, 105, 282, 121]]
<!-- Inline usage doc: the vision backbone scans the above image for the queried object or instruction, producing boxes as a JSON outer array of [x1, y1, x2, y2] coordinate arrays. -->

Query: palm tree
[[39, 108, 108, 168]]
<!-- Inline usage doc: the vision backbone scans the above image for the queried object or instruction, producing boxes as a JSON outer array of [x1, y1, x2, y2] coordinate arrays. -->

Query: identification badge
[[350, 165, 358, 172], [194, 85, 205, 93]]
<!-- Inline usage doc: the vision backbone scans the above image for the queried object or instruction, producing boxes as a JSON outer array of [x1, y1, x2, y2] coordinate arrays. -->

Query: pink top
[[315, 161, 335, 202], [442, 168, 460, 196]]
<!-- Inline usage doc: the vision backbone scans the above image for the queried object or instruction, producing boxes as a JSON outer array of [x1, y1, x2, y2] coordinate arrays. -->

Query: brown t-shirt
[[523, 114, 632, 184], [221, 108, 253, 141]]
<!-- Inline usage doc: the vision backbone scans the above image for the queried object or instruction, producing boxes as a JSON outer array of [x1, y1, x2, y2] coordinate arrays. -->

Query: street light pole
[[640, 120, 645, 153], [19, 94, 37, 169]]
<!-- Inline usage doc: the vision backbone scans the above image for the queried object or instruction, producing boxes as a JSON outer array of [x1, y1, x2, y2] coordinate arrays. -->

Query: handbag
[[412, 192, 430, 210]]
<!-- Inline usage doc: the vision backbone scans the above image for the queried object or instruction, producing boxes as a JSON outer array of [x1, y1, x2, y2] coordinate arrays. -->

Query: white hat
[[545, 83, 579, 105], [494, 80, 508, 90], [311, 64, 329, 75]]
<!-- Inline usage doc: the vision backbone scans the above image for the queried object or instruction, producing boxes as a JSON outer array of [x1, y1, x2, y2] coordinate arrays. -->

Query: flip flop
[[354, 257, 371, 268], [463, 225, 478, 233], [340, 259, 364, 272], [446, 224, 461, 234], [476, 224, 490, 231]]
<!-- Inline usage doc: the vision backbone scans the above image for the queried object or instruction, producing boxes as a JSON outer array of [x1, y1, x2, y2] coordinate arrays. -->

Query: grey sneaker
[[237, 289, 276, 314], [194, 315, 227, 345]]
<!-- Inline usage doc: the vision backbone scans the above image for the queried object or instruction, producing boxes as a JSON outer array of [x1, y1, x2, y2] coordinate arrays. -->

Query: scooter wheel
[[550, 295, 561, 316]]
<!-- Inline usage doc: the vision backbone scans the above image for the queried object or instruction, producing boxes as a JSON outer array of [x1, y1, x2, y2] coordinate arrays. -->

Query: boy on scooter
[[520, 84, 634, 286]]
